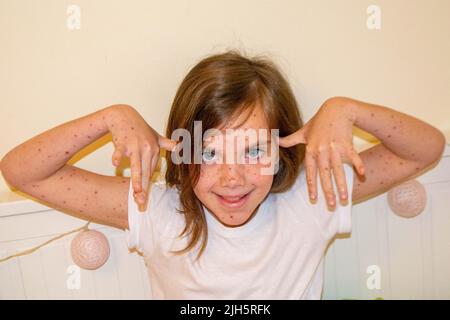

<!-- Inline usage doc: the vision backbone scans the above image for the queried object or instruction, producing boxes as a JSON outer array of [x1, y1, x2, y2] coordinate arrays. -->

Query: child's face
[[193, 104, 275, 227]]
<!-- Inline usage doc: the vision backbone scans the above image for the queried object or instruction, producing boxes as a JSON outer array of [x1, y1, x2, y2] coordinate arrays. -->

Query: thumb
[[158, 135, 178, 152], [278, 127, 307, 148]]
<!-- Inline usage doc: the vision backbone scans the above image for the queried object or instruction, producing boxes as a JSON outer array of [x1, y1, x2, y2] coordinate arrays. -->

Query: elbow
[[421, 129, 446, 167], [433, 129, 447, 160], [0, 154, 20, 188]]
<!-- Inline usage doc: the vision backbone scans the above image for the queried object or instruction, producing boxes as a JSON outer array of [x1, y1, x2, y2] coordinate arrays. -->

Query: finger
[[158, 135, 178, 152], [112, 145, 126, 167], [346, 148, 365, 176], [136, 152, 159, 211], [279, 128, 307, 148], [130, 149, 143, 195], [304, 151, 318, 202], [137, 147, 152, 209], [317, 147, 336, 209], [330, 144, 348, 203]]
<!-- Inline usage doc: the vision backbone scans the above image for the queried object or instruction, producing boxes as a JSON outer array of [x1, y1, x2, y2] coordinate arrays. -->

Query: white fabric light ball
[[71, 229, 110, 270], [387, 179, 427, 218]]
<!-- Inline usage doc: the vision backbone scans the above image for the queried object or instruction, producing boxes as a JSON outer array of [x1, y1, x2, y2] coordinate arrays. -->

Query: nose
[[219, 163, 246, 188]]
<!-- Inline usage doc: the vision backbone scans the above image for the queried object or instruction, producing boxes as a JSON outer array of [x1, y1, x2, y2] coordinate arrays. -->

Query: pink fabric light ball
[[387, 179, 427, 218], [71, 229, 110, 270]]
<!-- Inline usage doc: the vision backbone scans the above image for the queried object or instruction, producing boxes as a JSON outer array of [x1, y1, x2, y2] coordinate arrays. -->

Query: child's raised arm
[[0, 104, 175, 229]]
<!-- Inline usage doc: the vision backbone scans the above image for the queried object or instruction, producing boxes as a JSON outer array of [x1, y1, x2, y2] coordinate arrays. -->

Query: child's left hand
[[278, 98, 366, 209]]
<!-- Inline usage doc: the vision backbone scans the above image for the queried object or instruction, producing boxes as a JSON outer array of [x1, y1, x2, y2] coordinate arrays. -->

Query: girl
[[0, 51, 445, 299]]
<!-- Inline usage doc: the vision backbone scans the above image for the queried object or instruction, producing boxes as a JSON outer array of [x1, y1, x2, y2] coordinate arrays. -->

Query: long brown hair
[[165, 50, 305, 259]]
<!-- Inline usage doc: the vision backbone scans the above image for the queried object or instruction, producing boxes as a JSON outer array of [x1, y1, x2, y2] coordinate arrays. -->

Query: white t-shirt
[[125, 163, 354, 299]]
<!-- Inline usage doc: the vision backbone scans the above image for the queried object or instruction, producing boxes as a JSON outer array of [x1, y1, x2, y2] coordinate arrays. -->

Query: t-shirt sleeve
[[297, 163, 355, 240], [125, 180, 175, 258]]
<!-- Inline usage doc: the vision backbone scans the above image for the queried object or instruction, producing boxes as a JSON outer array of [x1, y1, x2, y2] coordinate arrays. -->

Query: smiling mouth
[[214, 191, 252, 208]]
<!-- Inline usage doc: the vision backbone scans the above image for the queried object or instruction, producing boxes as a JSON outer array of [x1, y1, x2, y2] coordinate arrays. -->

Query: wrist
[[324, 96, 359, 124]]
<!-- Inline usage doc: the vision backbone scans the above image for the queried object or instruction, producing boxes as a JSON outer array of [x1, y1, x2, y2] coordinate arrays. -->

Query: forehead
[[203, 104, 271, 145], [222, 103, 269, 131]]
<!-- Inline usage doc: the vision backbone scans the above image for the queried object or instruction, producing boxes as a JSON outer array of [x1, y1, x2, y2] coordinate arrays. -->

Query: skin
[[193, 105, 275, 227], [0, 98, 445, 230], [279, 96, 446, 210]]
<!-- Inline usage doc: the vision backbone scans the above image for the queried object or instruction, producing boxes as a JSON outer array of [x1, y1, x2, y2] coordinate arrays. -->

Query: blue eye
[[202, 149, 216, 163], [247, 147, 265, 159]]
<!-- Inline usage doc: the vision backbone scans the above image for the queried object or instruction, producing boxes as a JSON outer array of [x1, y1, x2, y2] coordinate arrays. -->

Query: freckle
[[84, 203, 87, 206], [253, 113, 256, 117], [390, 115, 394, 119], [65, 151, 69, 155], [87, 135, 91, 139], [84, 178, 88, 182], [124, 136, 127, 139], [41, 194, 46, 198], [94, 190, 98, 194], [38, 148, 41, 152], [89, 123, 92, 127], [80, 210, 84, 213], [393, 126, 396, 130], [59, 176, 63, 180], [387, 135, 391, 138], [63, 201, 66, 204], [370, 170, 374, 173], [67, 187, 71, 191], [416, 167, 420, 170], [48, 155, 51, 158], [400, 161, 403, 165], [371, 113, 374, 117], [113, 207, 116, 211], [32, 184, 36, 188], [111, 124, 114, 127], [122, 180, 126, 183], [73, 145, 77, 148], [131, 127, 134, 130], [380, 182, 384, 184], [230, 215, 234, 219]]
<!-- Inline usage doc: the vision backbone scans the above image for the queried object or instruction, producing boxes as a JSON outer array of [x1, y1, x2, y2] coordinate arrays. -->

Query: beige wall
[[1, 0, 449, 195]]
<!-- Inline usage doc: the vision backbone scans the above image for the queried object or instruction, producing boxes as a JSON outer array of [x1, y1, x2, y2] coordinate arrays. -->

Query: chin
[[212, 207, 256, 227]]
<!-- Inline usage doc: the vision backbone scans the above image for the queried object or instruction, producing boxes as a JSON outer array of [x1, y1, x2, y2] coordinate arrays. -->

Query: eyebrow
[[202, 137, 271, 148]]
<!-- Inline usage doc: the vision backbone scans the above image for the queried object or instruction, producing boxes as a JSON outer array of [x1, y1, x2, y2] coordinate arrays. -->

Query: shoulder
[[274, 163, 355, 240]]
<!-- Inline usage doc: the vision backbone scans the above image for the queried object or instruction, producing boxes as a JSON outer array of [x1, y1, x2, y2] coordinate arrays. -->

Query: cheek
[[195, 166, 218, 192], [246, 166, 273, 188]]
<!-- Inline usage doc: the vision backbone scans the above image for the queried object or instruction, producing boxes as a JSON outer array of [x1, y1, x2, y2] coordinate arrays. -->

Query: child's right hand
[[105, 104, 177, 211]]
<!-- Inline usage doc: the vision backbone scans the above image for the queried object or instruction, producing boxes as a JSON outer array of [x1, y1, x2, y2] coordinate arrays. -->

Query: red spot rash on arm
[[330, 97, 445, 165], [324, 97, 445, 204]]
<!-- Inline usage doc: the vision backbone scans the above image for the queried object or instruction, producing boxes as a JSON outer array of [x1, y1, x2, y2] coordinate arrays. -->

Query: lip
[[215, 191, 252, 209]]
